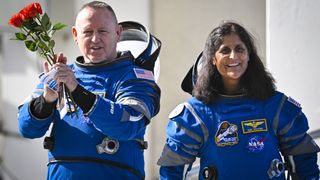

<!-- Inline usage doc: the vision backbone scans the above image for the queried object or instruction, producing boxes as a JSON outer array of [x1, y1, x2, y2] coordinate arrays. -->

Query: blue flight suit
[[158, 92, 319, 179], [18, 52, 160, 180]]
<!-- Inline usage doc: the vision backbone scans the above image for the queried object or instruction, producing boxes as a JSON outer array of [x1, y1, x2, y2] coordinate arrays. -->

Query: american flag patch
[[287, 96, 301, 108], [133, 68, 154, 81]]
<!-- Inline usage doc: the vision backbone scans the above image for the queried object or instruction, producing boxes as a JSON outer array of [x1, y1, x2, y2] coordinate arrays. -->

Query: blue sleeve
[[276, 95, 320, 155], [159, 165, 185, 180], [17, 83, 53, 138], [275, 95, 320, 179], [158, 102, 208, 178], [87, 77, 160, 140], [287, 152, 320, 179]]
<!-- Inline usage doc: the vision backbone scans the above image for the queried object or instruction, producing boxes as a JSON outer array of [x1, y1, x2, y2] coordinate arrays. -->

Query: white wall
[[1, 1, 48, 179], [0, 32, 48, 180], [267, 0, 320, 131]]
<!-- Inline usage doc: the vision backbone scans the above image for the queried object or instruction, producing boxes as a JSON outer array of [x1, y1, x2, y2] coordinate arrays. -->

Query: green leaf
[[45, 21, 52, 31], [38, 41, 45, 49], [41, 13, 50, 26], [53, 23, 67, 30], [34, 26, 43, 31], [38, 40, 50, 51], [15, 33, 27, 40], [48, 40, 55, 49], [41, 34, 51, 42], [25, 40, 38, 52]]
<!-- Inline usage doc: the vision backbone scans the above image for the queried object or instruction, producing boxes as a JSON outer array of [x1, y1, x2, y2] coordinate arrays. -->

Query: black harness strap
[[48, 156, 144, 179]]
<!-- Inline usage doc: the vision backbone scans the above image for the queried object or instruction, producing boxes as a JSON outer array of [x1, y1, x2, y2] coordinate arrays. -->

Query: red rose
[[8, 13, 23, 28], [20, 3, 43, 20], [32, 3, 43, 14]]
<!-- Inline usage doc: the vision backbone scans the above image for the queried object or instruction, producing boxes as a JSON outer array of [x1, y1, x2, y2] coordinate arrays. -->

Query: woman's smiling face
[[213, 33, 249, 90]]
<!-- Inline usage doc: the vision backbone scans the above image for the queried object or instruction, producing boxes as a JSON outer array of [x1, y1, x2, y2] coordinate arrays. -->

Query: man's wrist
[[30, 95, 57, 119], [71, 84, 96, 113]]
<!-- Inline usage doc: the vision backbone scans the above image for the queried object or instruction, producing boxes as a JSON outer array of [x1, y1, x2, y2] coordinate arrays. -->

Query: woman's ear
[[212, 58, 216, 65]]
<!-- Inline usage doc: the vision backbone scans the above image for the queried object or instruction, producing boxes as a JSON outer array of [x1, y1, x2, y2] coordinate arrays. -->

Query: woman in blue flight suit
[[157, 21, 319, 180]]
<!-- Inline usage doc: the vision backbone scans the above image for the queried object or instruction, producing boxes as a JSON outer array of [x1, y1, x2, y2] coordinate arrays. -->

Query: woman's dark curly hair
[[193, 21, 276, 104]]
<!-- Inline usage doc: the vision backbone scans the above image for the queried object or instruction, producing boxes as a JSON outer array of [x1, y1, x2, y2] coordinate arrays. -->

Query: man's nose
[[91, 32, 100, 42]]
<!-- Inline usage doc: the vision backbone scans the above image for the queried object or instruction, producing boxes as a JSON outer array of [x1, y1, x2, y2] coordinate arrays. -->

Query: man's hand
[[53, 53, 78, 92], [43, 61, 59, 103]]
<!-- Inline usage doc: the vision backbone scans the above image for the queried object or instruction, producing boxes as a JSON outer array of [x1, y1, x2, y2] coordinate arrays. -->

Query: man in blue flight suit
[[18, 1, 161, 179]]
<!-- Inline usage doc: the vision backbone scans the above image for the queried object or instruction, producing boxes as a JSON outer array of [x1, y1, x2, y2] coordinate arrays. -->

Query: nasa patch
[[247, 135, 266, 153]]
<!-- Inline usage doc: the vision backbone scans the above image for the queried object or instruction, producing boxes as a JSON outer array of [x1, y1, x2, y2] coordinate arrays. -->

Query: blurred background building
[[0, 0, 319, 179]]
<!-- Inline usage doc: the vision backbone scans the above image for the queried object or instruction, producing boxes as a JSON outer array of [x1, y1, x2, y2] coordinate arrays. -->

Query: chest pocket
[[217, 102, 259, 121]]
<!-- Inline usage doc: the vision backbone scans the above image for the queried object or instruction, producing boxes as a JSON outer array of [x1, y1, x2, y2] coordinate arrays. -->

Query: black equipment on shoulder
[[181, 52, 204, 95], [117, 21, 162, 82]]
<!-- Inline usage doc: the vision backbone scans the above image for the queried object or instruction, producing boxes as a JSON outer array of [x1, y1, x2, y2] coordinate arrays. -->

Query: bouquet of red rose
[[8, 2, 78, 117], [8, 2, 66, 65]]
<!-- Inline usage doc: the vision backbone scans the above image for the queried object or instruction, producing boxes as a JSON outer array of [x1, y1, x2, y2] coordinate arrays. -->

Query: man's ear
[[116, 24, 123, 42], [72, 26, 78, 43]]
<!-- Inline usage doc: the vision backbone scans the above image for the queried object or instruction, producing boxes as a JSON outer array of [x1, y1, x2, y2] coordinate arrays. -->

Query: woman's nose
[[229, 50, 237, 59]]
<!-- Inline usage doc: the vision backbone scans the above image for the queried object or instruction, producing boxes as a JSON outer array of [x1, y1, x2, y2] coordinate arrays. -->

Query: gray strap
[[118, 97, 151, 121], [157, 145, 196, 166], [281, 134, 320, 156], [175, 122, 202, 148], [184, 103, 209, 143], [272, 95, 287, 135]]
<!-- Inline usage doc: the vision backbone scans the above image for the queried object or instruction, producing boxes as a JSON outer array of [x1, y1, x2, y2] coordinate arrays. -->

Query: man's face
[[72, 7, 122, 63]]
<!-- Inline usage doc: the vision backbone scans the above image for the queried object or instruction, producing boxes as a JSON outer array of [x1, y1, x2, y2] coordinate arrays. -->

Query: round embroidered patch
[[215, 121, 238, 147], [247, 135, 265, 153]]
